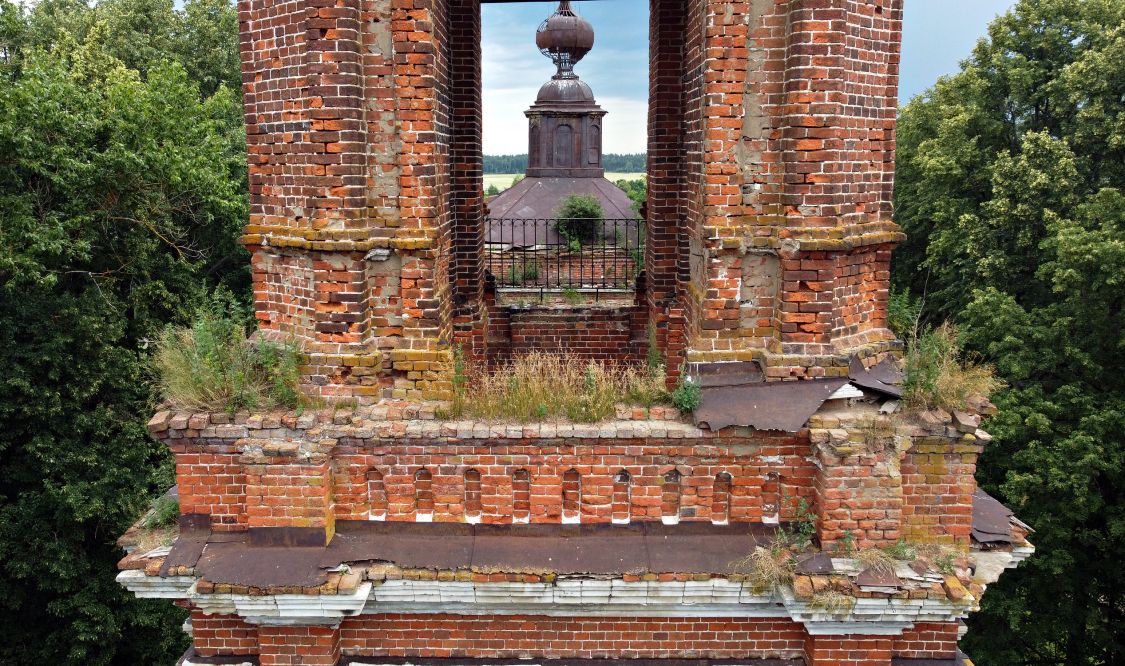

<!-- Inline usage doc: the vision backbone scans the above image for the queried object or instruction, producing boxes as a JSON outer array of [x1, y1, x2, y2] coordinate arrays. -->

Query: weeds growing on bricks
[[443, 352, 668, 423], [154, 300, 305, 412]]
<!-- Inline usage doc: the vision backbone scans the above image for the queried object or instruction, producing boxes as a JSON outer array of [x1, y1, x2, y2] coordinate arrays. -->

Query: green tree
[[893, 1, 1125, 663], [555, 194, 604, 247], [0, 0, 246, 662]]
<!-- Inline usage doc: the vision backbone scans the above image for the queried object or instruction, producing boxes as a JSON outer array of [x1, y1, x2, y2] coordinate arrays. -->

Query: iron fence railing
[[485, 217, 644, 290]]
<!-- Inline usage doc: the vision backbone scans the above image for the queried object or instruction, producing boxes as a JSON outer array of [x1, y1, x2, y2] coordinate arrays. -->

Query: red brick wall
[[259, 625, 340, 666], [902, 439, 982, 547], [815, 445, 904, 549], [191, 612, 258, 657], [502, 306, 646, 365], [190, 615, 961, 664], [174, 446, 246, 531], [331, 436, 816, 524], [245, 458, 335, 538], [339, 614, 805, 659], [805, 634, 893, 666], [894, 622, 960, 659]]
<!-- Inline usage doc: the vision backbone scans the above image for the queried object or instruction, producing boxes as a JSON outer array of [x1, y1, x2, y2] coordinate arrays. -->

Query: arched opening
[[366, 468, 387, 521], [464, 468, 483, 523], [562, 468, 581, 523], [512, 468, 531, 523], [712, 472, 732, 525], [661, 469, 681, 525], [414, 468, 434, 522], [611, 469, 631, 524]]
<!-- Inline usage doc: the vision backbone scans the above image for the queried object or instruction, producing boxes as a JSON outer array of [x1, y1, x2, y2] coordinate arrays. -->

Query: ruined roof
[[147, 521, 780, 589], [487, 176, 638, 221]]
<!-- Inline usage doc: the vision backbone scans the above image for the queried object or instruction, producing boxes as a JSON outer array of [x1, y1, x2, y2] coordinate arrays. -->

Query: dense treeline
[[893, 1, 1125, 663], [484, 153, 646, 174], [0, 0, 247, 663], [0, 0, 1120, 663]]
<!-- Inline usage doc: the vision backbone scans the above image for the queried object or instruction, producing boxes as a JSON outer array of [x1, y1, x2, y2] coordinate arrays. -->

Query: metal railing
[[485, 217, 644, 290]]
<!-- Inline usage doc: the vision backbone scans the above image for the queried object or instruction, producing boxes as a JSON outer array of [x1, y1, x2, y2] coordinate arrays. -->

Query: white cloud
[[481, 1, 649, 155], [482, 91, 648, 155]]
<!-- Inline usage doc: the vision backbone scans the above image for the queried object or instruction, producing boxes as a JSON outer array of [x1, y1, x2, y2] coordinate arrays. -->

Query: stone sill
[[147, 401, 707, 443]]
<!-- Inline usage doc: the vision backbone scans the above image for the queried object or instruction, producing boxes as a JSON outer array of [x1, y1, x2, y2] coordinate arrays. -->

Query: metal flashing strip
[[345, 660, 805, 666]]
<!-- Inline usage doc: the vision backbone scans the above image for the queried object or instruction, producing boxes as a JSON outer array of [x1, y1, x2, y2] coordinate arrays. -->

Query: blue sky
[[482, 0, 1017, 154]]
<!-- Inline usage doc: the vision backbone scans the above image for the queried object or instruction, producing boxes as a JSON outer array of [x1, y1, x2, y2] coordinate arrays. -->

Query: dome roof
[[535, 1, 595, 71], [535, 77, 596, 105]]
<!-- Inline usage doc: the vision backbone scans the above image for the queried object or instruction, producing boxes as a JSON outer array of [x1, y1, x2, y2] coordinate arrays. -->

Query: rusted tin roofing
[[342, 660, 805, 666], [487, 177, 638, 222], [693, 378, 849, 433], [848, 356, 904, 398], [180, 521, 779, 589], [892, 654, 971, 666], [971, 488, 1023, 545]]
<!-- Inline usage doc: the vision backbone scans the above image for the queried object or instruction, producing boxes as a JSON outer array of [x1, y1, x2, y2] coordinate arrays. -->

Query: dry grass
[[903, 322, 1003, 412], [154, 310, 305, 412], [856, 547, 898, 577], [447, 352, 668, 423], [731, 546, 795, 594], [809, 590, 855, 615]]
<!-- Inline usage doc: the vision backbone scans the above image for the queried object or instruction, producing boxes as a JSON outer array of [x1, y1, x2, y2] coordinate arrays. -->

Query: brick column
[[646, 0, 689, 382], [448, 0, 487, 363], [258, 625, 340, 666], [811, 422, 904, 550], [805, 634, 893, 666], [191, 611, 258, 658], [245, 451, 335, 546]]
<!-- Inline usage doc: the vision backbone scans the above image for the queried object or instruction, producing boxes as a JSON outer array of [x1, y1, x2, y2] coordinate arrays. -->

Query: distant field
[[485, 172, 645, 193]]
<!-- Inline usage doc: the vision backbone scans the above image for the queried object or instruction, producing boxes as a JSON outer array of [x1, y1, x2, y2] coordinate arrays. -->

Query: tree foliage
[[0, 0, 246, 663], [483, 153, 647, 174], [893, 1, 1125, 663]]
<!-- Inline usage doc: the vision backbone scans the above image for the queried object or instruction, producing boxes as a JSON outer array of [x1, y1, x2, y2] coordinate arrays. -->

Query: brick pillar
[[258, 625, 340, 666], [646, 0, 688, 382], [811, 425, 904, 550], [805, 634, 893, 666], [191, 611, 258, 657], [245, 453, 335, 546], [449, 0, 487, 364], [901, 436, 984, 548], [384, 0, 455, 400], [238, 0, 385, 402]]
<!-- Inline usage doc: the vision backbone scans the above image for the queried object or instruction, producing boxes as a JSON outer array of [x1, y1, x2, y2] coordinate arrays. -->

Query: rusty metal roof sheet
[[794, 552, 834, 575], [159, 523, 208, 577], [487, 177, 639, 221], [177, 648, 259, 665], [692, 361, 765, 388], [849, 356, 904, 398], [342, 660, 805, 666], [693, 378, 849, 432], [184, 522, 779, 588], [972, 489, 1017, 545], [892, 654, 970, 666]]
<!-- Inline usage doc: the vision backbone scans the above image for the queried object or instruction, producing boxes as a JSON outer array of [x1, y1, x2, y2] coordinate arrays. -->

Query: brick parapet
[[151, 397, 991, 550], [183, 614, 965, 665]]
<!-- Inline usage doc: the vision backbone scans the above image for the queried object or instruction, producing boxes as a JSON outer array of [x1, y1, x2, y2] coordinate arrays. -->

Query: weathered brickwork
[[339, 615, 807, 659], [331, 437, 814, 524], [183, 613, 965, 664], [894, 622, 961, 659], [236, 0, 905, 394], [901, 436, 984, 547], [122, 2, 1024, 665], [259, 625, 341, 666], [190, 611, 259, 657]]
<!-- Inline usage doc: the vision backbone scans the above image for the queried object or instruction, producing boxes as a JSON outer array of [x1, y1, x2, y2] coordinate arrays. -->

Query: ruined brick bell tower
[[118, 1, 1033, 665]]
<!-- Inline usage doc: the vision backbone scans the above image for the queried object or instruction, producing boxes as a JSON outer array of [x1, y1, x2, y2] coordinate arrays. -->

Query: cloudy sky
[[481, 0, 1017, 155]]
